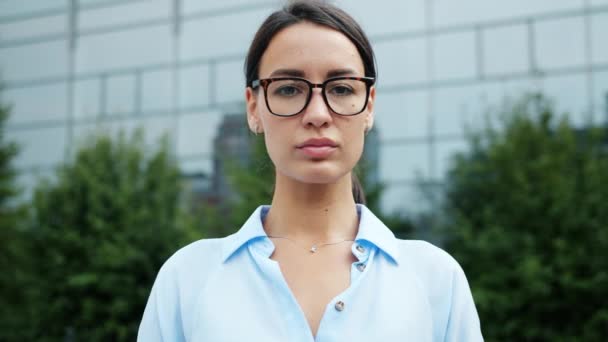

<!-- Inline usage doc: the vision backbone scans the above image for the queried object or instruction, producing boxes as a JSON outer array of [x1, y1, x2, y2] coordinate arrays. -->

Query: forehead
[[258, 22, 365, 79]]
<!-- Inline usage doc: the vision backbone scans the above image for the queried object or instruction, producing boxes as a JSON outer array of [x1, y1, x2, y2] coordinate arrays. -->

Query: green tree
[[441, 94, 608, 341], [28, 131, 201, 341], [0, 92, 30, 341]]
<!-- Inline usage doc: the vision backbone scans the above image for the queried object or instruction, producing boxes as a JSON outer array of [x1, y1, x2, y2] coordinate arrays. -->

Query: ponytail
[[351, 172, 366, 205]]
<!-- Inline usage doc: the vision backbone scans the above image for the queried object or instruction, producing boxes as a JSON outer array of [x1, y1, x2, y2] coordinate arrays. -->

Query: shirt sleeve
[[137, 258, 186, 342], [443, 262, 484, 342]]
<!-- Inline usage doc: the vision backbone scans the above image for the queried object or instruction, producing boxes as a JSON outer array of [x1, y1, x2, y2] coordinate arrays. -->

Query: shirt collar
[[221, 204, 400, 264]]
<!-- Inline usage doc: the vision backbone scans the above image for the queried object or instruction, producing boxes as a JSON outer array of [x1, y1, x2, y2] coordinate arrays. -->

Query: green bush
[[442, 94, 608, 341], [27, 131, 201, 341]]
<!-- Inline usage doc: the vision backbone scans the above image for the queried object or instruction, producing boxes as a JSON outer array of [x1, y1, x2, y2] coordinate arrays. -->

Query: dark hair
[[244, 0, 376, 204]]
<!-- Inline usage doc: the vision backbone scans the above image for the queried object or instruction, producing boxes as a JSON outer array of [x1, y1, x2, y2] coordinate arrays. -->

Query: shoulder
[[396, 239, 463, 275], [394, 239, 470, 307], [160, 237, 226, 279]]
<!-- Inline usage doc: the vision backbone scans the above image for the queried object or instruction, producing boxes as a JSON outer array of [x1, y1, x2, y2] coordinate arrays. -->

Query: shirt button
[[355, 244, 365, 253], [334, 301, 345, 312], [356, 263, 366, 272]]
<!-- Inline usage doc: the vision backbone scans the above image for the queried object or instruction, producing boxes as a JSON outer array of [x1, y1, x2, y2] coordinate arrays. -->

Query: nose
[[302, 88, 333, 128]]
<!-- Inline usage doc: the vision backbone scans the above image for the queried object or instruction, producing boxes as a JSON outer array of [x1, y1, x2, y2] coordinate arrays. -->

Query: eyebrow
[[267, 68, 359, 78]]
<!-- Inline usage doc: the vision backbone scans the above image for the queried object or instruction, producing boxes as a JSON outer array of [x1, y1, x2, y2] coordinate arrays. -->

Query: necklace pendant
[[310, 244, 318, 253]]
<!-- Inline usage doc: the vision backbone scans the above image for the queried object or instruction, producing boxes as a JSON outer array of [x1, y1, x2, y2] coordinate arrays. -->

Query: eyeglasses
[[250, 76, 375, 117]]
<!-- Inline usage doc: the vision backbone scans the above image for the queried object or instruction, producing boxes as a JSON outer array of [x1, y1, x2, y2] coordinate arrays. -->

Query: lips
[[296, 138, 338, 158]]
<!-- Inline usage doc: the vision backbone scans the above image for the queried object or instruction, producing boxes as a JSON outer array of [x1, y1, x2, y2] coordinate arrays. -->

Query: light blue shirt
[[138, 204, 483, 341]]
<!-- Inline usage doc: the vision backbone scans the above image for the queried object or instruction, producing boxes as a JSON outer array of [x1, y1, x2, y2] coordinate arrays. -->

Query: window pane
[[591, 12, 608, 64], [433, 85, 486, 137], [541, 73, 591, 127], [380, 142, 430, 182], [106, 74, 136, 115], [380, 183, 433, 216], [375, 37, 428, 87], [0, 40, 69, 81], [0, 0, 67, 17], [0, 13, 67, 42], [375, 90, 429, 140], [215, 60, 244, 104], [76, 25, 172, 73], [180, 9, 269, 60], [79, 0, 170, 31], [592, 71, 608, 124], [535, 16, 585, 70], [177, 111, 224, 157], [483, 24, 529, 75], [179, 64, 210, 109], [338, 0, 426, 35], [433, 31, 476, 81], [73, 78, 101, 119], [183, 0, 270, 14], [7, 126, 67, 169], [435, 139, 468, 180], [142, 69, 173, 113], [3, 82, 67, 125], [433, 0, 584, 28]]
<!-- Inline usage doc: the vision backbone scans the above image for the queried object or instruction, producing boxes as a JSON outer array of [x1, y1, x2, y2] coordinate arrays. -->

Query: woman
[[138, 1, 483, 341]]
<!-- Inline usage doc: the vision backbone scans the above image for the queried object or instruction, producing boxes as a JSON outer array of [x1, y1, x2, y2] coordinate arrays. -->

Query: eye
[[274, 85, 304, 97], [328, 84, 354, 96]]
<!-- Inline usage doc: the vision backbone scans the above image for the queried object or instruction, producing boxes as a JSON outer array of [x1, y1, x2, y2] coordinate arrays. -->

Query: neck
[[264, 172, 359, 245]]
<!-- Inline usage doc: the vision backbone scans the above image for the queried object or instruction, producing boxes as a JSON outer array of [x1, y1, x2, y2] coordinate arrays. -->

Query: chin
[[284, 163, 350, 185]]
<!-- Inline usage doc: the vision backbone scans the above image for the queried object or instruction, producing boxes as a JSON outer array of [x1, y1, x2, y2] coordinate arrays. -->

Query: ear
[[245, 87, 262, 133], [365, 86, 376, 132]]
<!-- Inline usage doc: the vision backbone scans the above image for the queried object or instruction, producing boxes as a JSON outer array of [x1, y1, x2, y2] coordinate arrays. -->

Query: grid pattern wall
[[1, 0, 608, 215]]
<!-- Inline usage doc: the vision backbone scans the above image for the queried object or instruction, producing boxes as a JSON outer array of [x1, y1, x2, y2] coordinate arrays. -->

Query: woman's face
[[245, 22, 375, 184]]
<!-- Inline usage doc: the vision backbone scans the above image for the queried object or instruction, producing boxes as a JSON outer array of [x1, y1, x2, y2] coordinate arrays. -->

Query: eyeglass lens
[[266, 79, 368, 116]]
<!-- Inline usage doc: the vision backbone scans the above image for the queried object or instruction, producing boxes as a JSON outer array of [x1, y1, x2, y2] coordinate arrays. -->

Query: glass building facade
[[1, 0, 607, 215]]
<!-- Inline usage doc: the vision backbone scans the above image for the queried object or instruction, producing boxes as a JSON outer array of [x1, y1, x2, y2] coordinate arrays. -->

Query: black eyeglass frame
[[250, 76, 376, 117]]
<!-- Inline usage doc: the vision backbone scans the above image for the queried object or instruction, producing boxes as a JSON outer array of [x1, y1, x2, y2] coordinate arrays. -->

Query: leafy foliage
[[0, 94, 30, 341], [442, 94, 608, 341], [27, 131, 201, 341]]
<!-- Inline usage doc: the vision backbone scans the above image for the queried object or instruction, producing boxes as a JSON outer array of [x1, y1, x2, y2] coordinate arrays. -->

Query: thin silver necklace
[[267, 235, 355, 253]]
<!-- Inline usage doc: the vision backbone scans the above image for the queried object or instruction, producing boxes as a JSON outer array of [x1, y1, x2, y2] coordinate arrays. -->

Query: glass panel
[[432, 31, 476, 81], [78, 0, 170, 31], [483, 24, 529, 75], [0, 0, 67, 17], [375, 90, 429, 140], [74, 116, 175, 146], [177, 111, 224, 157], [75, 25, 172, 73], [591, 12, 608, 64], [337, 0, 426, 35], [435, 139, 469, 180], [179, 64, 210, 109], [7, 126, 67, 169], [0, 14, 67, 42], [142, 69, 173, 113], [180, 8, 270, 60], [3, 82, 68, 125], [380, 183, 433, 216], [433, 0, 584, 28], [535, 16, 585, 70], [375, 37, 428, 87], [179, 157, 213, 176], [215, 60, 245, 104], [380, 142, 430, 182], [106, 74, 136, 115], [541, 73, 591, 127], [73, 78, 101, 119], [0, 40, 69, 81], [433, 85, 486, 137], [183, 0, 270, 13]]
